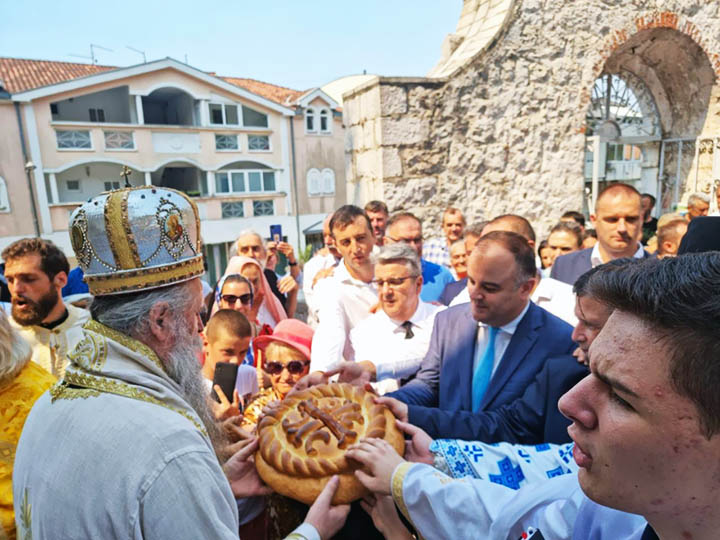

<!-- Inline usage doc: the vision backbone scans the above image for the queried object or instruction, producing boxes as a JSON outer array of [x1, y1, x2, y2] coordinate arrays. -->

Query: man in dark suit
[[551, 183, 651, 285], [386, 231, 575, 434], [389, 261, 627, 444]]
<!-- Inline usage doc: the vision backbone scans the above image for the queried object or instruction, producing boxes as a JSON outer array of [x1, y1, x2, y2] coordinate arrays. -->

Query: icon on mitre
[[165, 212, 184, 242]]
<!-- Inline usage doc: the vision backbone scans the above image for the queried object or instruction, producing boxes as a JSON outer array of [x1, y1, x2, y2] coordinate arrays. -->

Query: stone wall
[[344, 1, 720, 239]]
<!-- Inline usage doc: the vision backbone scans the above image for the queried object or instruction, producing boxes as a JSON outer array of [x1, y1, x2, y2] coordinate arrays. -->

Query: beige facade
[[0, 58, 345, 281], [292, 95, 347, 217], [0, 100, 39, 240], [344, 1, 720, 238]]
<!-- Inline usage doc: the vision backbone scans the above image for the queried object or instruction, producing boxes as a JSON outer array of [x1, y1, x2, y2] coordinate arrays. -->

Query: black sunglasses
[[263, 360, 309, 375], [221, 293, 252, 305]]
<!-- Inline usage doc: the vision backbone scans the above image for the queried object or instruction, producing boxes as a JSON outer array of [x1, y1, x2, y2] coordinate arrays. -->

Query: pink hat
[[253, 319, 313, 361]]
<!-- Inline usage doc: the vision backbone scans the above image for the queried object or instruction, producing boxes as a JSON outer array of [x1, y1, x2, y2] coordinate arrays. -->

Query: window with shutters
[[307, 168, 335, 196]]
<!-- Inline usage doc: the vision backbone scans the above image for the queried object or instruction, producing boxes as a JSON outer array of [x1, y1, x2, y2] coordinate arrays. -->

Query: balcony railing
[[56, 130, 92, 149], [51, 124, 275, 157], [104, 131, 135, 150]]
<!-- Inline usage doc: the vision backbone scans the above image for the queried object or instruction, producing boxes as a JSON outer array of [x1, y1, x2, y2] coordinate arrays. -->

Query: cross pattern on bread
[[282, 399, 363, 454], [255, 383, 406, 504]]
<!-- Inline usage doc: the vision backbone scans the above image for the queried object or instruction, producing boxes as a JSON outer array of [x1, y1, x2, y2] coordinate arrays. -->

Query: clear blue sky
[[0, 1, 462, 90]]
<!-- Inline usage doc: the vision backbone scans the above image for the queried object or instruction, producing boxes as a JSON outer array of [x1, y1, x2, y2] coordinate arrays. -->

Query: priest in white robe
[[13, 186, 349, 540]]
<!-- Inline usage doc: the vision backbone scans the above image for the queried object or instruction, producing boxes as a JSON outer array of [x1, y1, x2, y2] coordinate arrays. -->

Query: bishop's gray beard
[[163, 328, 227, 460]]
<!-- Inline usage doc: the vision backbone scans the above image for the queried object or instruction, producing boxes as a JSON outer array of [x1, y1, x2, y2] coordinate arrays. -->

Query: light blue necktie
[[472, 326, 499, 412]]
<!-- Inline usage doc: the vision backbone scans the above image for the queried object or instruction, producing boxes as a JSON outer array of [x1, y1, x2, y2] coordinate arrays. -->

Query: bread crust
[[255, 382, 404, 504]]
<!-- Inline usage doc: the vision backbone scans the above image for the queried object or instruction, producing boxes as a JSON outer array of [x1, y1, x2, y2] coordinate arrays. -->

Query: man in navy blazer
[[388, 231, 575, 432], [397, 261, 624, 444], [551, 183, 651, 285], [439, 277, 466, 305]]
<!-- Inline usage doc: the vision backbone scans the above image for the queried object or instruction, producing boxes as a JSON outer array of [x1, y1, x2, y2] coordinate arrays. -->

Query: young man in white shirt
[[310, 205, 377, 372], [303, 214, 341, 328], [347, 254, 720, 540], [349, 243, 443, 394]]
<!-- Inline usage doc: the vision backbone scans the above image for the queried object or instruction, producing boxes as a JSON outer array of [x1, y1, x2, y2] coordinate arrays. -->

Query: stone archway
[[582, 13, 717, 212]]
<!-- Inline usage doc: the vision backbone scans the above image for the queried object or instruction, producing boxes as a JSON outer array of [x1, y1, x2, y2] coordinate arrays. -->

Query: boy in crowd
[[202, 309, 258, 418]]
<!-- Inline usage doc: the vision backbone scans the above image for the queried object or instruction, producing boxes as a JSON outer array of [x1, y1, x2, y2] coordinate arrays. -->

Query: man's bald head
[[595, 183, 641, 213], [482, 214, 536, 248]]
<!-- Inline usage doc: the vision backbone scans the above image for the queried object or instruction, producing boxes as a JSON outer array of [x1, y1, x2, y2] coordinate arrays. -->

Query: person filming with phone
[[236, 228, 300, 318]]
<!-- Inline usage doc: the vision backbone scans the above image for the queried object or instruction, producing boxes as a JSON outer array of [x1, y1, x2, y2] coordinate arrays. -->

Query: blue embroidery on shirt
[[535, 443, 550, 452], [489, 457, 525, 490], [517, 449, 532, 463], [545, 465, 567, 478], [462, 443, 484, 462], [558, 444, 574, 464]]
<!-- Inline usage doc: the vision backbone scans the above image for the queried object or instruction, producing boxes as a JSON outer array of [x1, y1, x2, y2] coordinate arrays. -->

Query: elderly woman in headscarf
[[213, 256, 287, 329], [0, 312, 56, 539]]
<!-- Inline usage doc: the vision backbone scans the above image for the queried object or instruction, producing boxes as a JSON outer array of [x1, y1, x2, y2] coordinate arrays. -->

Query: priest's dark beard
[[163, 326, 228, 460], [11, 289, 58, 326]]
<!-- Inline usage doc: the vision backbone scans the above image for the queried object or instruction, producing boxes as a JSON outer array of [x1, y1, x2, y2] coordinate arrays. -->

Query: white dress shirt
[[590, 241, 645, 267], [302, 251, 340, 327], [310, 261, 378, 372], [449, 276, 576, 325], [530, 277, 577, 326], [350, 300, 444, 394], [473, 302, 530, 378]]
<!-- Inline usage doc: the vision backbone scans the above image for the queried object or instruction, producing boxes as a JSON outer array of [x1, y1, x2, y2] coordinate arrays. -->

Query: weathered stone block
[[380, 85, 408, 116], [382, 147, 403, 178], [356, 149, 382, 179], [348, 124, 364, 152], [343, 96, 360, 127], [359, 87, 381, 122], [383, 176, 438, 209], [381, 117, 430, 146], [362, 119, 376, 149]]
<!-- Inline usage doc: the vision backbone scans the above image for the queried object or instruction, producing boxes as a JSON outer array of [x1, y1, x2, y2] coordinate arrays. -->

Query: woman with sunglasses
[[216, 274, 255, 318], [240, 319, 312, 433], [213, 256, 287, 329]]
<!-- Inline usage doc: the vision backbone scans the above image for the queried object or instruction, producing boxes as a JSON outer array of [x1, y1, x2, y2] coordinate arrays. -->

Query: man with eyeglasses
[[348, 243, 444, 394], [383, 212, 454, 303]]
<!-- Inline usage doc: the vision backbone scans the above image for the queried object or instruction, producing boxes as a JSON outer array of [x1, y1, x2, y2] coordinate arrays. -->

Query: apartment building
[[0, 57, 345, 282]]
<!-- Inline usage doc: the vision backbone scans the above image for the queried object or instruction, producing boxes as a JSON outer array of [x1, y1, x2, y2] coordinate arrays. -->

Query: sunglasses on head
[[263, 360, 309, 375], [221, 293, 252, 305]]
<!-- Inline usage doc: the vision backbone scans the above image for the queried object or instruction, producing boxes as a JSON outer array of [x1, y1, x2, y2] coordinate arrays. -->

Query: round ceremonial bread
[[255, 382, 405, 504]]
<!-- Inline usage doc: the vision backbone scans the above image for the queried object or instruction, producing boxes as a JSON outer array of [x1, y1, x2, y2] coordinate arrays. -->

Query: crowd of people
[[1, 179, 719, 540]]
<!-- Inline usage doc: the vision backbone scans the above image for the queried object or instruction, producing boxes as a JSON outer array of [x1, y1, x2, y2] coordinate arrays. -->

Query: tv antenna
[[127, 46, 147, 63], [68, 44, 113, 64]]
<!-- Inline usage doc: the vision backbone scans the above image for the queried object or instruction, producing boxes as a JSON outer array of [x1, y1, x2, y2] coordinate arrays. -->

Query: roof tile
[[0, 57, 302, 106]]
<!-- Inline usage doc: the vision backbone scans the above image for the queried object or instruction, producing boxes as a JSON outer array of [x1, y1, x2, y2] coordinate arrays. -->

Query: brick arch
[[577, 11, 718, 135], [593, 12, 720, 79]]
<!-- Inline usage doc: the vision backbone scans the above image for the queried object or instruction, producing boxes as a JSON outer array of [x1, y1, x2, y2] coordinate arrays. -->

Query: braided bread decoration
[[255, 382, 404, 504]]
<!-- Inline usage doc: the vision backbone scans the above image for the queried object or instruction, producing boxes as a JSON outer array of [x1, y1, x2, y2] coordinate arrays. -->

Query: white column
[[206, 171, 215, 196], [48, 173, 59, 204], [199, 100, 209, 127], [135, 95, 145, 125], [144, 172, 152, 186], [591, 135, 601, 211], [279, 116, 292, 215]]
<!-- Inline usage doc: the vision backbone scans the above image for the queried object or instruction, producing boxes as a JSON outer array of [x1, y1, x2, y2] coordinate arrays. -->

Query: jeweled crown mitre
[[69, 186, 204, 296]]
